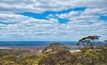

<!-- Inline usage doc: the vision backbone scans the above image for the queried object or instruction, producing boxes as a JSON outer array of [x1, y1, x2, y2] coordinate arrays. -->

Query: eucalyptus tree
[[76, 35, 100, 49], [39, 42, 78, 65], [75, 35, 100, 64], [42, 42, 70, 54]]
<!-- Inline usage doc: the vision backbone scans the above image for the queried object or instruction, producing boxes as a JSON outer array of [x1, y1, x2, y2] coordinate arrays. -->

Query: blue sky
[[0, 0, 107, 41]]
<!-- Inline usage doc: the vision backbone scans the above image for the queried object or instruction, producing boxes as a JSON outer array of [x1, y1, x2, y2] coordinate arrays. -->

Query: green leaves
[[75, 35, 107, 65], [76, 35, 100, 49], [42, 42, 70, 54], [39, 51, 78, 65], [38, 42, 78, 65]]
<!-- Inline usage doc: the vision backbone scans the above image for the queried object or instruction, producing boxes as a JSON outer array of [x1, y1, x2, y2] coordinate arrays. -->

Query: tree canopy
[[42, 42, 70, 54], [76, 35, 100, 49]]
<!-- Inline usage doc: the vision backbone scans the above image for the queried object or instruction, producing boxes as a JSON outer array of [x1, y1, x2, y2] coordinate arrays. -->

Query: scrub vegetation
[[0, 35, 107, 65]]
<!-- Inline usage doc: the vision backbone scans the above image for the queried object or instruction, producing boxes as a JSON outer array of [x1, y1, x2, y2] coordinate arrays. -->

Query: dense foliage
[[0, 35, 107, 65], [0, 48, 43, 65]]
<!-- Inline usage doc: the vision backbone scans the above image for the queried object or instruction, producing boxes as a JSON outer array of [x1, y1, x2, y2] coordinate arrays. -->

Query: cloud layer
[[0, 0, 107, 41], [0, 0, 107, 13]]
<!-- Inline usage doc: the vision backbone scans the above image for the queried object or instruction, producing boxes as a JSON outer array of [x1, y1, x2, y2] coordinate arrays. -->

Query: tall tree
[[76, 35, 100, 49]]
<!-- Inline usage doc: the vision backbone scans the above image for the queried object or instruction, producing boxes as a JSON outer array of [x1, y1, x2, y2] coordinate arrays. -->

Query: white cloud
[[0, 0, 107, 41], [81, 8, 107, 16], [0, 0, 107, 13], [0, 12, 107, 40], [0, 13, 61, 40], [55, 11, 81, 19]]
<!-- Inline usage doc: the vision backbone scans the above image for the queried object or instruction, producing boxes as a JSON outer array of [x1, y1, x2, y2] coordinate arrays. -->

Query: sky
[[0, 0, 107, 41]]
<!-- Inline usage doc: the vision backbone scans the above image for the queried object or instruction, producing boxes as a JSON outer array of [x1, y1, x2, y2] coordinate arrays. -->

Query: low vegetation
[[0, 35, 107, 65]]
